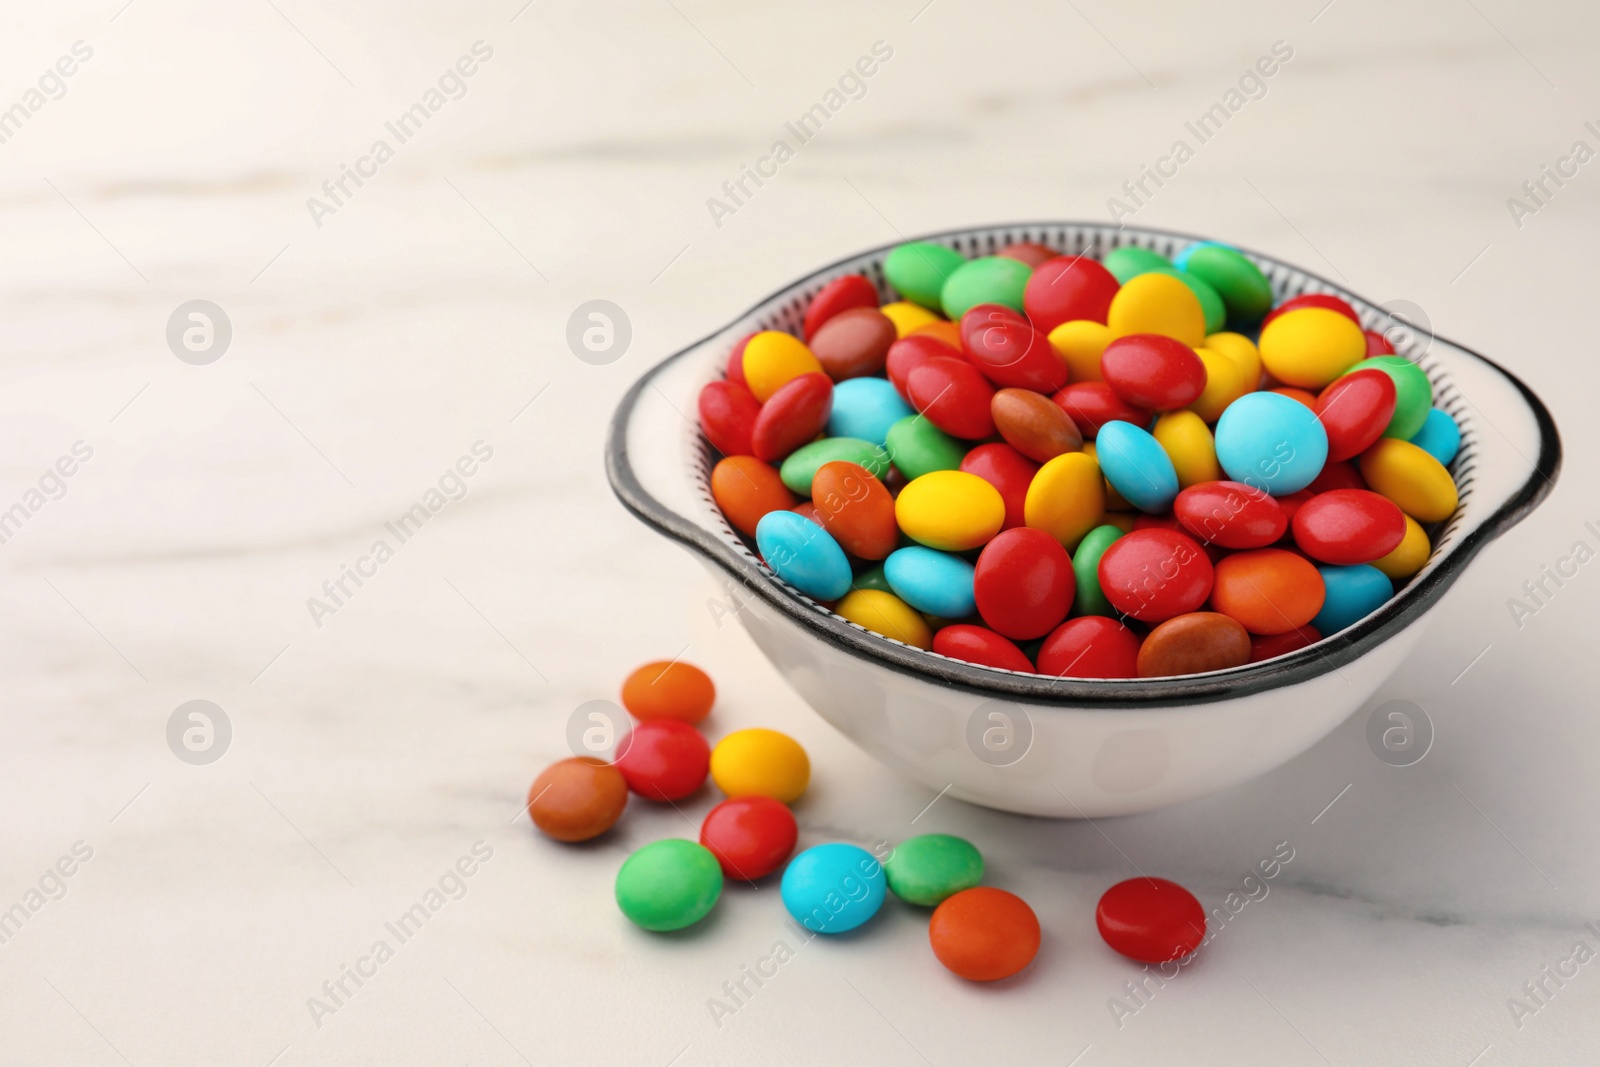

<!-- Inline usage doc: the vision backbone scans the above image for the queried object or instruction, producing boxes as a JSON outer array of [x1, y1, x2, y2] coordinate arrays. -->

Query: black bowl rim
[[605, 221, 1562, 708]]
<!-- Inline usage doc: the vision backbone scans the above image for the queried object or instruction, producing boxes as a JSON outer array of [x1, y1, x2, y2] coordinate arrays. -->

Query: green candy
[[780, 437, 890, 496], [940, 255, 1032, 320], [1072, 524, 1124, 617], [1182, 244, 1273, 324], [1347, 355, 1433, 440], [884, 242, 966, 310], [1153, 268, 1226, 334], [884, 416, 966, 480], [615, 839, 723, 932], [1102, 246, 1172, 285], [851, 564, 892, 594], [884, 834, 984, 906]]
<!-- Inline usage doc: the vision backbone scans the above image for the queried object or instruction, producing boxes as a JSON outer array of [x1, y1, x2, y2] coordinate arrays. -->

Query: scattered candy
[[929, 887, 1041, 981], [709, 728, 810, 804], [615, 719, 710, 801], [615, 839, 723, 932], [885, 834, 984, 906], [1097, 877, 1206, 963], [781, 843, 887, 934], [700, 796, 798, 881], [622, 661, 716, 724], [528, 757, 628, 842]]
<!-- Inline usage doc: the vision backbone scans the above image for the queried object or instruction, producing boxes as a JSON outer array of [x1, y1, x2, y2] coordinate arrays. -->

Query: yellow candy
[[1106, 273, 1206, 347], [1359, 439, 1458, 523], [1258, 307, 1365, 389], [1024, 452, 1105, 548], [1152, 411, 1221, 488], [836, 589, 933, 649], [895, 470, 1005, 551], [1082, 441, 1132, 510], [1046, 320, 1113, 382], [880, 301, 942, 338], [1372, 514, 1431, 580], [709, 728, 810, 803], [742, 331, 823, 402], [1186, 347, 1254, 423], [1204, 331, 1263, 388]]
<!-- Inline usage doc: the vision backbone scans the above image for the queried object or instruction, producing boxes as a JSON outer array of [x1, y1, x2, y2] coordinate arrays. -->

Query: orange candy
[[621, 661, 716, 723], [711, 456, 794, 537], [928, 887, 1041, 981], [1209, 548, 1326, 634], [909, 319, 963, 351], [528, 758, 628, 842], [811, 460, 897, 560]]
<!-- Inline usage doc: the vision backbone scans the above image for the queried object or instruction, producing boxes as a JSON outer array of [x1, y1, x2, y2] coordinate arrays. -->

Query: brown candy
[[809, 307, 896, 380], [991, 388, 1083, 462], [1136, 612, 1251, 679], [812, 461, 897, 560], [529, 757, 628, 842]]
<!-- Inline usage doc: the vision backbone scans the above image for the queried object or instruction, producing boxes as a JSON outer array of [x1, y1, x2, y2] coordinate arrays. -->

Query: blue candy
[[884, 546, 975, 618], [827, 377, 914, 447], [780, 843, 886, 934], [1311, 564, 1393, 635], [1096, 420, 1179, 513], [1408, 407, 1460, 467], [755, 511, 852, 601], [1214, 392, 1329, 495]]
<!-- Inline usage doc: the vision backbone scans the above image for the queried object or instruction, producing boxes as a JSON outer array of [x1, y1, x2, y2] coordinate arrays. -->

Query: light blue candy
[[884, 546, 975, 619], [1409, 407, 1460, 466], [827, 377, 914, 447], [1172, 239, 1233, 271], [780, 843, 886, 934], [1096, 420, 1179, 513], [1311, 564, 1393, 636], [1214, 392, 1328, 495], [755, 511, 851, 601]]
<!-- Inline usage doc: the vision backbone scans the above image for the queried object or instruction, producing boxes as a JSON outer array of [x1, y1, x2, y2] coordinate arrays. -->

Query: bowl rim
[[605, 221, 1562, 708]]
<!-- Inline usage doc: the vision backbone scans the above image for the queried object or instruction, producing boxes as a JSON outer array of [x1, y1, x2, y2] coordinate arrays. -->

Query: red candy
[[1097, 529, 1214, 623], [726, 333, 756, 387], [1101, 334, 1207, 411], [933, 624, 1035, 672], [906, 357, 996, 440], [1023, 255, 1120, 332], [1363, 328, 1395, 356], [697, 380, 760, 457], [699, 795, 797, 881], [973, 528, 1076, 640], [1263, 292, 1359, 327], [1307, 459, 1366, 495], [614, 719, 710, 801], [1053, 381, 1150, 439], [959, 443, 1039, 530], [885, 335, 958, 399], [1315, 368, 1396, 462], [1096, 877, 1206, 963], [959, 305, 1066, 393], [995, 241, 1059, 268], [803, 274, 879, 339], [1250, 624, 1322, 661], [1173, 480, 1286, 549], [750, 373, 832, 462], [1291, 489, 1405, 565], [1036, 616, 1142, 678], [1273, 488, 1315, 526]]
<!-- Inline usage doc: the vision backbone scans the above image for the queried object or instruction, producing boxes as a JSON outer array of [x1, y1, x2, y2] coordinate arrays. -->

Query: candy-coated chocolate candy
[[1173, 480, 1286, 549], [809, 306, 896, 380], [615, 719, 711, 801], [885, 545, 977, 619], [1270, 386, 1318, 409], [885, 241, 966, 309], [616, 839, 723, 931], [1274, 487, 1315, 527], [711, 456, 795, 536], [942, 255, 1032, 319], [742, 331, 823, 402], [1364, 328, 1396, 356], [851, 564, 892, 593], [973, 527, 1076, 640], [622, 661, 716, 723], [1036, 616, 1142, 678], [1101, 511, 1137, 533], [932, 624, 1034, 672], [1410, 407, 1461, 466], [884, 414, 967, 480], [1345, 356, 1433, 440], [959, 305, 1067, 392], [837, 588, 933, 649], [1097, 877, 1205, 963], [1053, 381, 1151, 438], [726, 333, 755, 386], [1071, 524, 1123, 616], [996, 240, 1058, 268], [1107, 272, 1207, 347], [1047, 319, 1114, 382], [1291, 489, 1405, 565], [1372, 514, 1430, 579], [910, 319, 963, 349], [1210, 548, 1325, 634], [700, 796, 798, 881], [1250, 624, 1322, 661], [781, 843, 886, 934], [960, 442, 1040, 531], [751, 373, 832, 462], [992, 387, 1083, 462], [1308, 459, 1367, 494], [827, 377, 914, 447], [1358, 438, 1457, 523], [1024, 451, 1106, 548], [1214, 391, 1328, 495], [1024, 255, 1120, 331], [804, 274, 879, 340], [1102, 246, 1172, 284], [886, 834, 984, 906], [1152, 410, 1221, 489], [528, 758, 628, 842], [1315, 368, 1396, 462], [880, 300, 942, 337], [1150, 267, 1225, 334], [1137, 611, 1251, 677], [1179, 244, 1273, 323], [791, 501, 821, 523], [906, 356, 996, 439], [1263, 292, 1359, 327], [1098, 528, 1213, 622], [930, 887, 1040, 981], [1096, 420, 1180, 514], [1259, 307, 1366, 388], [1204, 330, 1262, 388], [1311, 563, 1393, 635], [1101, 334, 1207, 411], [896, 470, 1006, 551], [698, 380, 760, 457], [779, 437, 890, 496], [710, 727, 809, 804], [1186, 346, 1253, 423], [811, 461, 897, 559], [885, 334, 958, 398], [755, 510, 853, 600]]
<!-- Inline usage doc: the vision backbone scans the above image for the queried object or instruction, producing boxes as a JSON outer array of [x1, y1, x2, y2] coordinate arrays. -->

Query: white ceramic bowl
[[607, 223, 1560, 817]]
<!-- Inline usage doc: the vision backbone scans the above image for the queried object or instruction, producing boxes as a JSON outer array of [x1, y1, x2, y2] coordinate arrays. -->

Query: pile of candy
[[698, 238, 1463, 678]]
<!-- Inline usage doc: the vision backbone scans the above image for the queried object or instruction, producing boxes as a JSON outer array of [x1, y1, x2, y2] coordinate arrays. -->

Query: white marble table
[[1, 1, 1597, 1063]]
